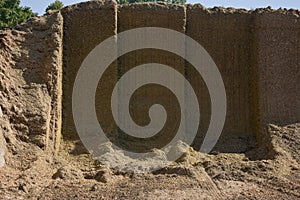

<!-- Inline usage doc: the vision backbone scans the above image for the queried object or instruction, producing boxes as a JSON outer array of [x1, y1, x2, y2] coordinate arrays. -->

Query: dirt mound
[[267, 124, 300, 163]]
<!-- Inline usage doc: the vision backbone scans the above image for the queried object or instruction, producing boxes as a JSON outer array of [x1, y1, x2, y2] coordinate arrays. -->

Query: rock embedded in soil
[[52, 165, 84, 180], [0, 129, 6, 167]]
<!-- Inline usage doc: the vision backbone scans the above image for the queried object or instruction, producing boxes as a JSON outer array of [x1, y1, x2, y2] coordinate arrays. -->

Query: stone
[[0, 129, 6, 167], [52, 165, 84, 180]]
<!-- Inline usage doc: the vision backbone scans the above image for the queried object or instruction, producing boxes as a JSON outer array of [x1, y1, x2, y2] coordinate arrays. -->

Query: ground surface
[[0, 124, 299, 199]]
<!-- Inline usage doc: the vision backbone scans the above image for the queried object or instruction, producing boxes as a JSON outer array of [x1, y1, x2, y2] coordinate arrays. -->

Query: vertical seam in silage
[[250, 13, 262, 145]]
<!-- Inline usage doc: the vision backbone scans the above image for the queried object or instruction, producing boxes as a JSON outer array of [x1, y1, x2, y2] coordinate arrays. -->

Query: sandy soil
[[0, 123, 299, 199]]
